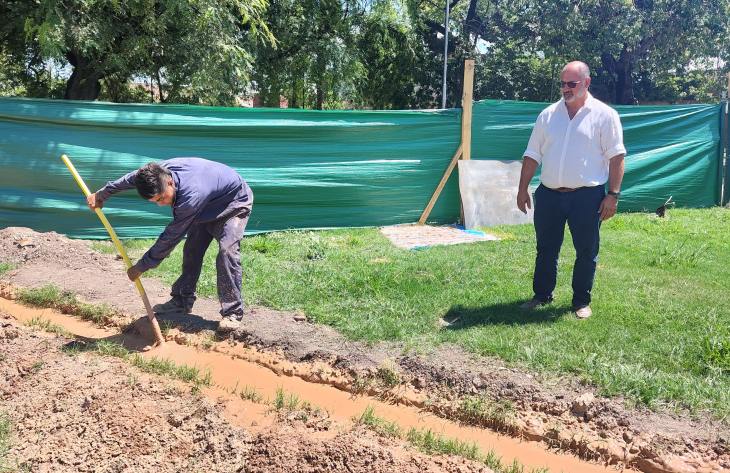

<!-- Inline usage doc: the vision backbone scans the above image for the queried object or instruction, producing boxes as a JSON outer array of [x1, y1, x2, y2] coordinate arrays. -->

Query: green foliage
[[1, 0, 272, 103], [3, 0, 728, 105]]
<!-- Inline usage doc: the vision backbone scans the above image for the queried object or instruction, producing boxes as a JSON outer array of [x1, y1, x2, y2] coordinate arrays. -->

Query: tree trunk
[[614, 48, 635, 105], [316, 84, 324, 110], [290, 77, 298, 108], [64, 51, 103, 100]]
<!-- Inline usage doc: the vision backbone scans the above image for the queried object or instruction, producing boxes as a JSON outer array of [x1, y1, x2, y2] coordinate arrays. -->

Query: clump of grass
[[240, 385, 264, 403], [376, 360, 401, 388], [270, 388, 325, 423], [17, 285, 120, 326], [131, 355, 212, 386], [406, 428, 481, 462], [159, 320, 174, 337], [273, 387, 301, 412], [700, 335, 730, 373], [23, 317, 72, 338], [303, 233, 327, 261], [455, 395, 516, 431], [248, 236, 283, 255], [351, 375, 372, 395], [355, 406, 402, 438], [0, 263, 13, 277]]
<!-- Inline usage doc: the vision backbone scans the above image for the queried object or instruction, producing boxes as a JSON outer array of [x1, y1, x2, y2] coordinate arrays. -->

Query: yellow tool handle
[[60, 154, 164, 346]]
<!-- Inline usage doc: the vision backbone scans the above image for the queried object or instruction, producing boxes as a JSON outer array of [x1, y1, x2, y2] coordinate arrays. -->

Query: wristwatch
[[607, 191, 621, 199]]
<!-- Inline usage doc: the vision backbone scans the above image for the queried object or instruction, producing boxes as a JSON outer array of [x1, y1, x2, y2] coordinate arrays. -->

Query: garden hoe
[[61, 154, 165, 349]]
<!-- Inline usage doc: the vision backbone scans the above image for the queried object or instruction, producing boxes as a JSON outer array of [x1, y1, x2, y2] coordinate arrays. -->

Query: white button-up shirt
[[523, 93, 626, 189]]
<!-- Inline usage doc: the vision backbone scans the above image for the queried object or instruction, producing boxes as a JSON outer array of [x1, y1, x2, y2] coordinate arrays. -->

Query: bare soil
[[1, 227, 728, 473], [0, 315, 494, 473]]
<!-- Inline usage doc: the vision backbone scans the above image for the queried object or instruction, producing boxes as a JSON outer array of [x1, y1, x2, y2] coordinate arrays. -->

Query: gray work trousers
[[170, 211, 249, 319]]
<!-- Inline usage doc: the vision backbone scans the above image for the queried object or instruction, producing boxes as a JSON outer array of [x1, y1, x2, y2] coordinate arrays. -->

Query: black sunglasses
[[560, 80, 582, 89]]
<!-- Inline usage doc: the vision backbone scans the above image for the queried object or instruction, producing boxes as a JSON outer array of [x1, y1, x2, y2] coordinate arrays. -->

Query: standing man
[[517, 61, 625, 319], [87, 157, 253, 332]]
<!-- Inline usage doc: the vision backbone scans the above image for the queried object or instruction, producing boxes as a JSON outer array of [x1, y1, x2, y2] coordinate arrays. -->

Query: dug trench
[[0, 227, 728, 473]]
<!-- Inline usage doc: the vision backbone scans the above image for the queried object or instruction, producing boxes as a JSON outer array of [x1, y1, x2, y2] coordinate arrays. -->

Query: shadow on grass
[[442, 301, 570, 329]]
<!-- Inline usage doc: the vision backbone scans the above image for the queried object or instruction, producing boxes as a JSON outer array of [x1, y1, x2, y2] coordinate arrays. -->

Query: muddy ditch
[[0, 314, 506, 473], [0, 227, 728, 473]]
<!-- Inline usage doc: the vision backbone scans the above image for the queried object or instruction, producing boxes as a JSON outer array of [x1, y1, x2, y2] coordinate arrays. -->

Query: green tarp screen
[[0, 97, 723, 239]]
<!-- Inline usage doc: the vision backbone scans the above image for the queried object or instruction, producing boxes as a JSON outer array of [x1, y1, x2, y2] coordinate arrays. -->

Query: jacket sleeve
[[135, 206, 200, 271], [96, 171, 138, 200]]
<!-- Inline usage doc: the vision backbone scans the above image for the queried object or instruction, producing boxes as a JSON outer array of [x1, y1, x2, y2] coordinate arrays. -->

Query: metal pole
[[441, 0, 450, 109], [722, 73, 730, 206]]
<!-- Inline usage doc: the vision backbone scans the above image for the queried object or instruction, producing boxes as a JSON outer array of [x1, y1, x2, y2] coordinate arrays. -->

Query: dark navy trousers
[[532, 184, 604, 309], [170, 211, 250, 319]]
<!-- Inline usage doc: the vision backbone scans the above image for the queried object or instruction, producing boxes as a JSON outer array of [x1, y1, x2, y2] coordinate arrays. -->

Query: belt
[[551, 186, 583, 192]]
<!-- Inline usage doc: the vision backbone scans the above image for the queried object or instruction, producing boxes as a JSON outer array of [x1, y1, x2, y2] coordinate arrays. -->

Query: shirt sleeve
[[523, 113, 545, 164], [96, 171, 138, 200], [601, 110, 627, 160], [136, 206, 200, 271]]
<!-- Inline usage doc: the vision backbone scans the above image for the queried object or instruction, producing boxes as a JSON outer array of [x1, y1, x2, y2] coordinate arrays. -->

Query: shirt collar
[[559, 91, 595, 115]]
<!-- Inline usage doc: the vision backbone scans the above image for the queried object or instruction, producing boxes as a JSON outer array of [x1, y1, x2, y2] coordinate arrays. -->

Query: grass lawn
[[112, 208, 730, 418]]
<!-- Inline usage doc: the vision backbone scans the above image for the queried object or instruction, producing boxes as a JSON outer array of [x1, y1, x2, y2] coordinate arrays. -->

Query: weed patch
[[17, 286, 119, 326]]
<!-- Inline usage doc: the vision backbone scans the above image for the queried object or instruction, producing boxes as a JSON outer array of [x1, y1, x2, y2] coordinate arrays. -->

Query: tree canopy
[[1, 0, 728, 107]]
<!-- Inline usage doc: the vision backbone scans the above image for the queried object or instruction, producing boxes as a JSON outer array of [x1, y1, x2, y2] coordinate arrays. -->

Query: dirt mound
[[0, 317, 250, 472], [0, 317, 494, 473], [245, 427, 492, 473], [0, 227, 99, 267]]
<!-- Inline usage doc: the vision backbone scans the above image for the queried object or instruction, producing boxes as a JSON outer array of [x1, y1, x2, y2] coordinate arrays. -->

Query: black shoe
[[153, 298, 192, 315]]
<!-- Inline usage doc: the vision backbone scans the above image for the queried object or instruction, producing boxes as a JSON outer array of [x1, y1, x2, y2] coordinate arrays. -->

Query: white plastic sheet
[[458, 160, 534, 228]]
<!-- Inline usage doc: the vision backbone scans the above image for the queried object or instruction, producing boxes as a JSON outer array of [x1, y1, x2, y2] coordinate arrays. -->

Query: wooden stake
[[418, 145, 463, 224], [418, 59, 475, 224], [461, 59, 475, 161], [722, 73, 730, 205]]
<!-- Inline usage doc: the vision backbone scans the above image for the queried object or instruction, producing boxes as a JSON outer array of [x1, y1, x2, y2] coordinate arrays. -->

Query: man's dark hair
[[135, 163, 171, 199]]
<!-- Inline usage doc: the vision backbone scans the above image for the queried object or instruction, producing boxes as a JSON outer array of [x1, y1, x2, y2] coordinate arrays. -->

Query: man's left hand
[[127, 264, 144, 281], [598, 195, 618, 221]]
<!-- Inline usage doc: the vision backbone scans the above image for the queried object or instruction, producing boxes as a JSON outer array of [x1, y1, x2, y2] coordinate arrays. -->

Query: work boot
[[574, 306, 592, 319], [519, 298, 551, 310], [153, 298, 192, 315], [217, 315, 241, 333]]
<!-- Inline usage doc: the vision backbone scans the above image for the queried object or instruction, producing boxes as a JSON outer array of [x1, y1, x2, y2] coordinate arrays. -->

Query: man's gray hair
[[563, 61, 591, 79]]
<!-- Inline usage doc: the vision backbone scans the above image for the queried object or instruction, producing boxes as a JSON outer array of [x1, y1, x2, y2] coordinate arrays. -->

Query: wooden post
[[461, 59, 474, 160], [721, 73, 730, 206], [418, 59, 475, 224]]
